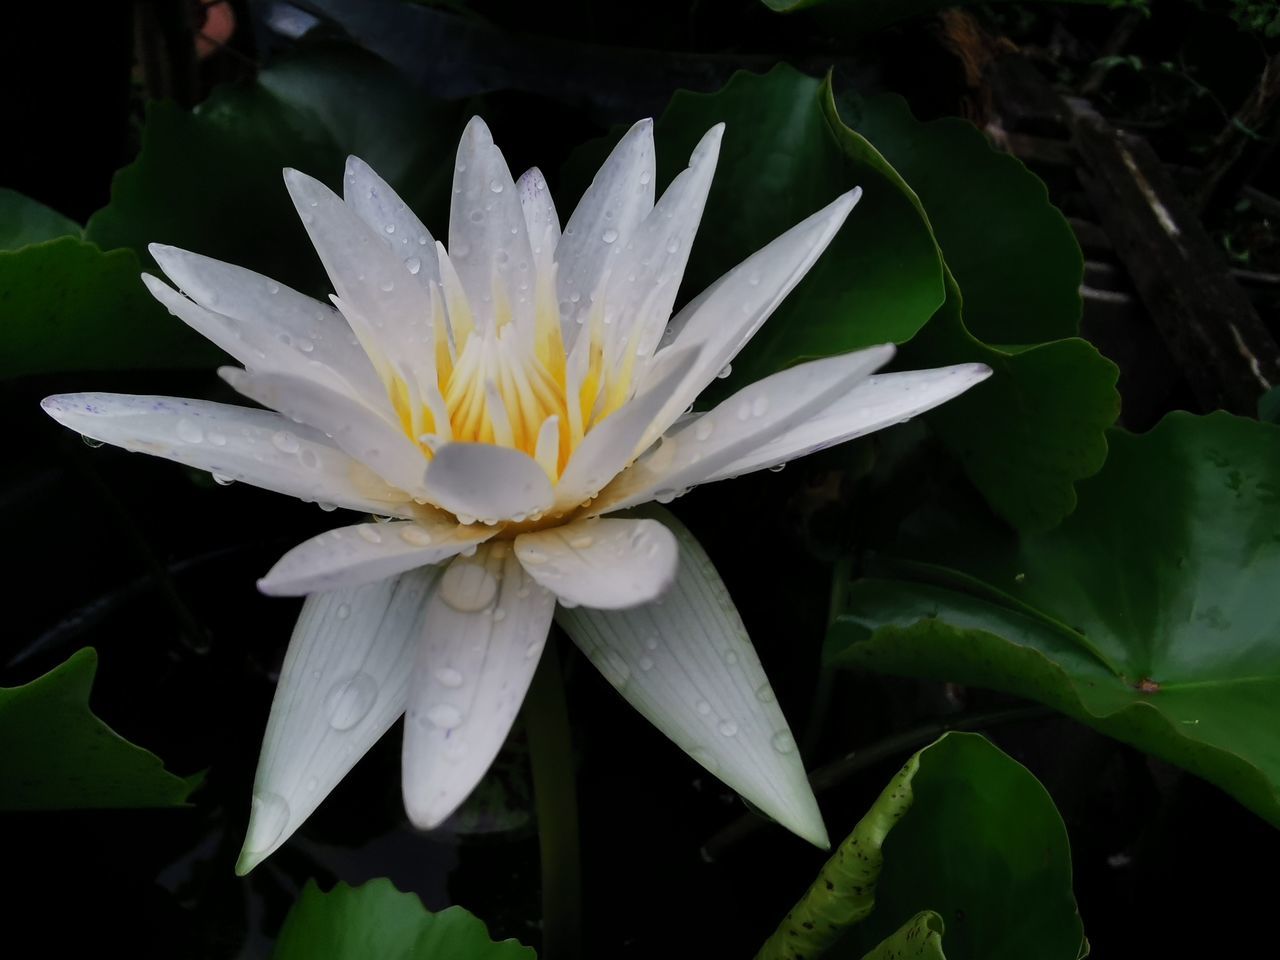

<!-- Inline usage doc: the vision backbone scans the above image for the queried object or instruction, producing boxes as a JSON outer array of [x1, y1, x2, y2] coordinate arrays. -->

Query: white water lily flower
[[42, 116, 990, 873]]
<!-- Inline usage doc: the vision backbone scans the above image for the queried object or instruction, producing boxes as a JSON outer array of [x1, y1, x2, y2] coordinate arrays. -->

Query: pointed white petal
[[343, 156, 441, 287], [146, 245, 383, 401], [603, 124, 723, 363], [553, 345, 701, 511], [237, 569, 438, 874], [591, 345, 895, 514], [638, 188, 861, 448], [402, 544, 556, 827], [424, 442, 555, 523], [284, 168, 435, 377], [259, 519, 498, 596], [447, 117, 536, 334], [40, 393, 415, 516], [706, 364, 992, 481], [556, 510, 827, 847], [220, 367, 429, 497], [557, 119, 655, 342], [517, 167, 561, 265], [514, 517, 677, 610]]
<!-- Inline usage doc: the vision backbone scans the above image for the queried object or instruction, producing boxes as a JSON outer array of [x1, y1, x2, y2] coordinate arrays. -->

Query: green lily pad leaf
[[0, 236, 222, 378], [0, 648, 198, 809], [272, 878, 535, 959], [901, 272, 1118, 532], [86, 44, 464, 294], [837, 93, 1082, 345], [756, 732, 1084, 960], [860, 911, 946, 960], [0, 189, 80, 250], [830, 412, 1280, 827]]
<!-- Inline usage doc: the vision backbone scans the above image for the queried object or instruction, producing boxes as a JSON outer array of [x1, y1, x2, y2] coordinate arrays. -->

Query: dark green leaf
[[831, 412, 1280, 827], [272, 878, 536, 959], [0, 648, 198, 810], [756, 732, 1084, 960], [0, 237, 222, 378], [0, 189, 80, 250], [86, 45, 465, 296]]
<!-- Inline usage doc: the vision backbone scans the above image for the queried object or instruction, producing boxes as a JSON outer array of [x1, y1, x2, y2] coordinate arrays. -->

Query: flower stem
[[525, 637, 582, 960]]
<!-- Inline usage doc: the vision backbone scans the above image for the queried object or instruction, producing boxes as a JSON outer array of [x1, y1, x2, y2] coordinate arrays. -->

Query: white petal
[[517, 167, 560, 265], [258, 519, 498, 596], [40, 393, 415, 516], [514, 517, 676, 609], [237, 569, 437, 874], [638, 188, 861, 448], [706, 364, 993, 481], [145, 245, 383, 402], [447, 117, 536, 335], [220, 367, 430, 498], [402, 544, 556, 827], [424, 442, 554, 523], [591, 345, 895, 514], [284, 168, 435, 380], [557, 119, 655, 343], [556, 510, 827, 847], [343, 156, 441, 287], [553, 345, 701, 511], [602, 123, 723, 364]]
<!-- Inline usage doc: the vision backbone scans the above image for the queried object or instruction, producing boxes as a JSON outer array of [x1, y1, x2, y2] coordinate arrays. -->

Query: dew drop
[[384, 223, 396, 234], [299, 448, 320, 469], [718, 720, 739, 737], [751, 396, 769, 417], [645, 634, 660, 651], [492, 607, 507, 623], [602, 229, 618, 244], [768, 462, 786, 473], [695, 700, 712, 716], [212, 473, 235, 486], [176, 418, 204, 444], [525, 639, 545, 659], [488, 179, 504, 194], [716, 363, 732, 380], [640, 170, 652, 185], [435, 667, 464, 688], [426, 704, 463, 729], [244, 792, 290, 853], [325, 671, 378, 730], [81, 435, 105, 448], [439, 562, 498, 611], [305, 776, 318, 792], [639, 656, 655, 671], [272, 430, 300, 454], [755, 683, 776, 703], [568, 535, 594, 549], [406, 257, 422, 275], [380, 279, 395, 293], [336, 602, 351, 620], [722, 650, 739, 665], [318, 502, 337, 513], [358, 526, 383, 544], [400, 525, 435, 546], [772, 731, 796, 754], [666, 238, 680, 254]]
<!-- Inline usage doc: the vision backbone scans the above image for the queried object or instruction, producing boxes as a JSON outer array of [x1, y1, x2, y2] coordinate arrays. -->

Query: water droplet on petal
[[325, 672, 378, 730], [666, 238, 680, 254], [406, 257, 422, 275], [751, 396, 769, 417], [212, 473, 235, 486], [568, 535, 594, 549], [425, 703, 463, 729], [640, 170, 652, 185], [358, 526, 383, 544], [435, 667, 464, 688], [602, 229, 618, 244], [384, 223, 396, 234], [176, 418, 204, 444], [768, 462, 786, 473], [722, 650, 739, 665], [81, 435, 105, 448], [439, 562, 498, 612], [772, 731, 796, 754], [756, 683, 776, 703], [695, 700, 712, 716], [716, 363, 732, 380], [639, 656, 654, 671], [489, 179, 504, 194], [400, 525, 435, 546], [336, 602, 350, 620], [272, 430, 300, 454], [718, 720, 739, 737]]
